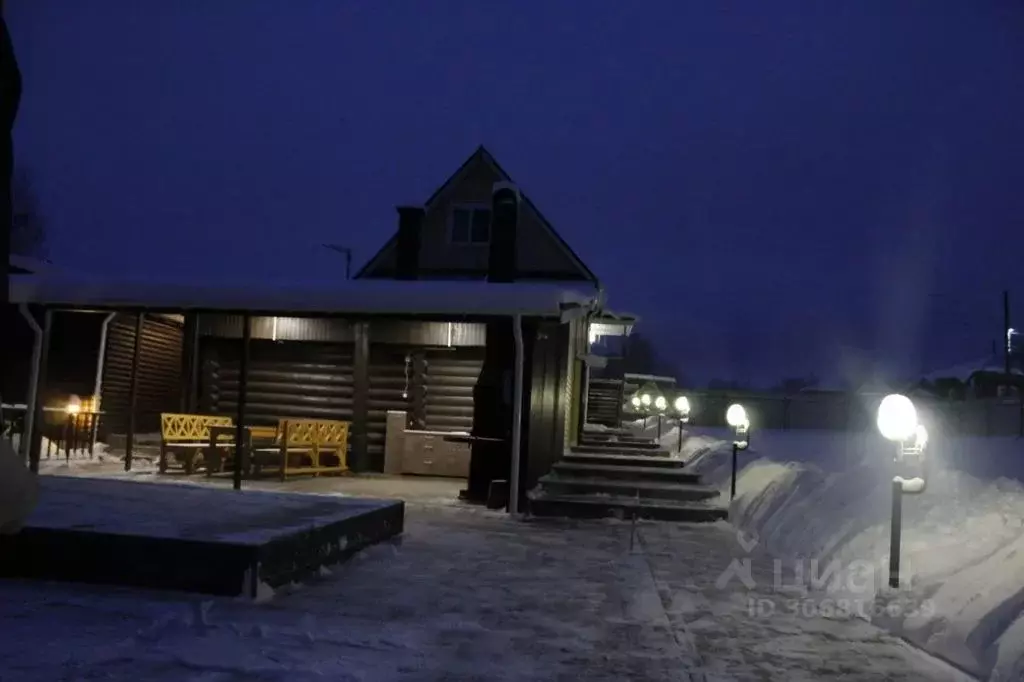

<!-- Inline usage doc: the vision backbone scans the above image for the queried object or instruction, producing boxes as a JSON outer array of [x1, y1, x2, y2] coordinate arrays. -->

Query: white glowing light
[[654, 396, 667, 411], [65, 395, 82, 415], [640, 393, 652, 407], [726, 404, 748, 428], [631, 395, 641, 408], [674, 395, 690, 414], [914, 424, 928, 451], [877, 394, 917, 442]]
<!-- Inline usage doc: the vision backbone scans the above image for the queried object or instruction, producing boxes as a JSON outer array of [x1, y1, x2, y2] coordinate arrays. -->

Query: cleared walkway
[[1, 492, 972, 681]]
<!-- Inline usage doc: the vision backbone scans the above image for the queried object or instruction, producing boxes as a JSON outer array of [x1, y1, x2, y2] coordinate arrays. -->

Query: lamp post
[[877, 393, 929, 589], [726, 403, 750, 500], [636, 384, 654, 428], [653, 393, 668, 440], [674, 394, 691, 452]]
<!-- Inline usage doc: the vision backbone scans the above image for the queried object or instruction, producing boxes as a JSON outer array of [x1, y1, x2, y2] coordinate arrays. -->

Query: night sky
[[8, 1, 1024, 388]]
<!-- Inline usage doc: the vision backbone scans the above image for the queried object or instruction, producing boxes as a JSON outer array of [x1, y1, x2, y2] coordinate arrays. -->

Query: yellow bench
[[251, 418, 350, 481], [159, 413, 234, 475]]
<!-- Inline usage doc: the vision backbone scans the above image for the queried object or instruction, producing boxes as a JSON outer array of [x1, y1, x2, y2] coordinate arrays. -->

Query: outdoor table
[[206, 425, 277, 477]]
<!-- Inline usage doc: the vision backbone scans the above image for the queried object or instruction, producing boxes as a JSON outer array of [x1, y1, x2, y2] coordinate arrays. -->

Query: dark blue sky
[[9, 1, 1024, 387]]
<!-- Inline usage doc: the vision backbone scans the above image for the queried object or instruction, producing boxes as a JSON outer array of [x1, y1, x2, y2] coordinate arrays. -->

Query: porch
[[7, 273, 598, 511]]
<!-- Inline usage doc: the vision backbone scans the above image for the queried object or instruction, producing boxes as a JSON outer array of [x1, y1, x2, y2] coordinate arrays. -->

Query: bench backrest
[[280, 418, 349, 448], [161, 413, 234, 442]]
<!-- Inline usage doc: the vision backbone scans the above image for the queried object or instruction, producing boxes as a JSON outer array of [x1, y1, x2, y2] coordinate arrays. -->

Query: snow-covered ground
[[669, 424, 1024, 681], [1, 503, 970, 681], [0, 427, 993, 679], [26, 476, 397, 545]]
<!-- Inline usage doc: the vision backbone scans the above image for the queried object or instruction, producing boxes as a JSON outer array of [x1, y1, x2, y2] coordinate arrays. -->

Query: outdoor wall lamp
[[877, 393, 929, 588], [64, 395, 81, 416], [726, 403, 750, 500]]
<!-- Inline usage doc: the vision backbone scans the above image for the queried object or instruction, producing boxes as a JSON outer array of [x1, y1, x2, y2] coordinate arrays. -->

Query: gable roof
[[354, 145, 598, 284]]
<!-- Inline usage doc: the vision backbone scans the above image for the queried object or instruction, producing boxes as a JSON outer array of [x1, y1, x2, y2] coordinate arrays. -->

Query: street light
[[877, 393, 929, 588], [726, 403, 750, 500], [674, 394, 691, 452]]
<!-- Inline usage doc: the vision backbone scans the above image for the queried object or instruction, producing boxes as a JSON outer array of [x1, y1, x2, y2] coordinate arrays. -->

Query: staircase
[[585, 379, 623, 427], [528, 428, 727, 523]]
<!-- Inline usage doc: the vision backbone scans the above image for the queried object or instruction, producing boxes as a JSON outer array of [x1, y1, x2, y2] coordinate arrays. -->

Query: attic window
[[450, 206, 491, 245]]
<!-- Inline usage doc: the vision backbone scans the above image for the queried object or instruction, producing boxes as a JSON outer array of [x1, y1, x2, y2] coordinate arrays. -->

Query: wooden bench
[[159, 413, 233, 475], [251, 418, 350, 481]]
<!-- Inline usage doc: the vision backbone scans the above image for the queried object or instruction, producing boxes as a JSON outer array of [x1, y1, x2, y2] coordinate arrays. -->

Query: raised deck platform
[[0, 477, 404, 597]]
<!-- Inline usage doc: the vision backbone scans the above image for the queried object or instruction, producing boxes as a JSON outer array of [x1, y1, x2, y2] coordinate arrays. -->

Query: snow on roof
[[922, 356, 1024, 383], [7, 273, 598, 318]]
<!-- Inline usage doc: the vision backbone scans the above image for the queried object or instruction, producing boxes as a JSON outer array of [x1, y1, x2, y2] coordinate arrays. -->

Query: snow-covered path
[[639, 522, 974, 681], [1, 504, 974, 681]]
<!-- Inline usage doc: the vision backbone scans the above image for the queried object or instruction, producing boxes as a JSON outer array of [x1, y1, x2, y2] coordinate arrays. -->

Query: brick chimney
[[488, 182, 519, 283], [395, 206, 424, 280]]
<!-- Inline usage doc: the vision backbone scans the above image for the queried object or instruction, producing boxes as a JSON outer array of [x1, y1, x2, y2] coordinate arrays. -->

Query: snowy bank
[[681, 426, 1024, 680]]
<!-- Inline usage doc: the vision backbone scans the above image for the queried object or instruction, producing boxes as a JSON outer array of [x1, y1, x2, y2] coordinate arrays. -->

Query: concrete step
[[562, 453, 686, 469], [579, 438, 658, 450], [582, 427, 633, 437], [580, 432, 654, 443], [528, 492, 728, 523], [552, 461, 702, 484], [571, 443, 670, 457], [538, 474, 719, 503]]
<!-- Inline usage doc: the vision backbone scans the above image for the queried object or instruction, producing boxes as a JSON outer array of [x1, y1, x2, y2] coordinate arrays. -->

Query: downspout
[[91, 312, 117, 452], [509, 314, 525, 515], [18, 303, 40, 463], [578, 295, 601, 439]]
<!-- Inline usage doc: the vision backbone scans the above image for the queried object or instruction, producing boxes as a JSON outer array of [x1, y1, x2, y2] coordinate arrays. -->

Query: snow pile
[[6, 434, 124, 472], [683, 426, 1024, 680]]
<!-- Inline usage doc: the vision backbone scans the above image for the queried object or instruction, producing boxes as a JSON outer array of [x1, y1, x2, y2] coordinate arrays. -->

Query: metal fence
[[0, 403, 105, 459], [684, 391, 1024, 438]]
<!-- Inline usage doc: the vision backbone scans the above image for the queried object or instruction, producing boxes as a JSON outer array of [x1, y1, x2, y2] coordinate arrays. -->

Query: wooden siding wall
[[368, 345, 413, 470], [100, 314, 184, 436], [196, 328, 486, 472], [424, 348, 485, 433], [199, 339, 355, 426]]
